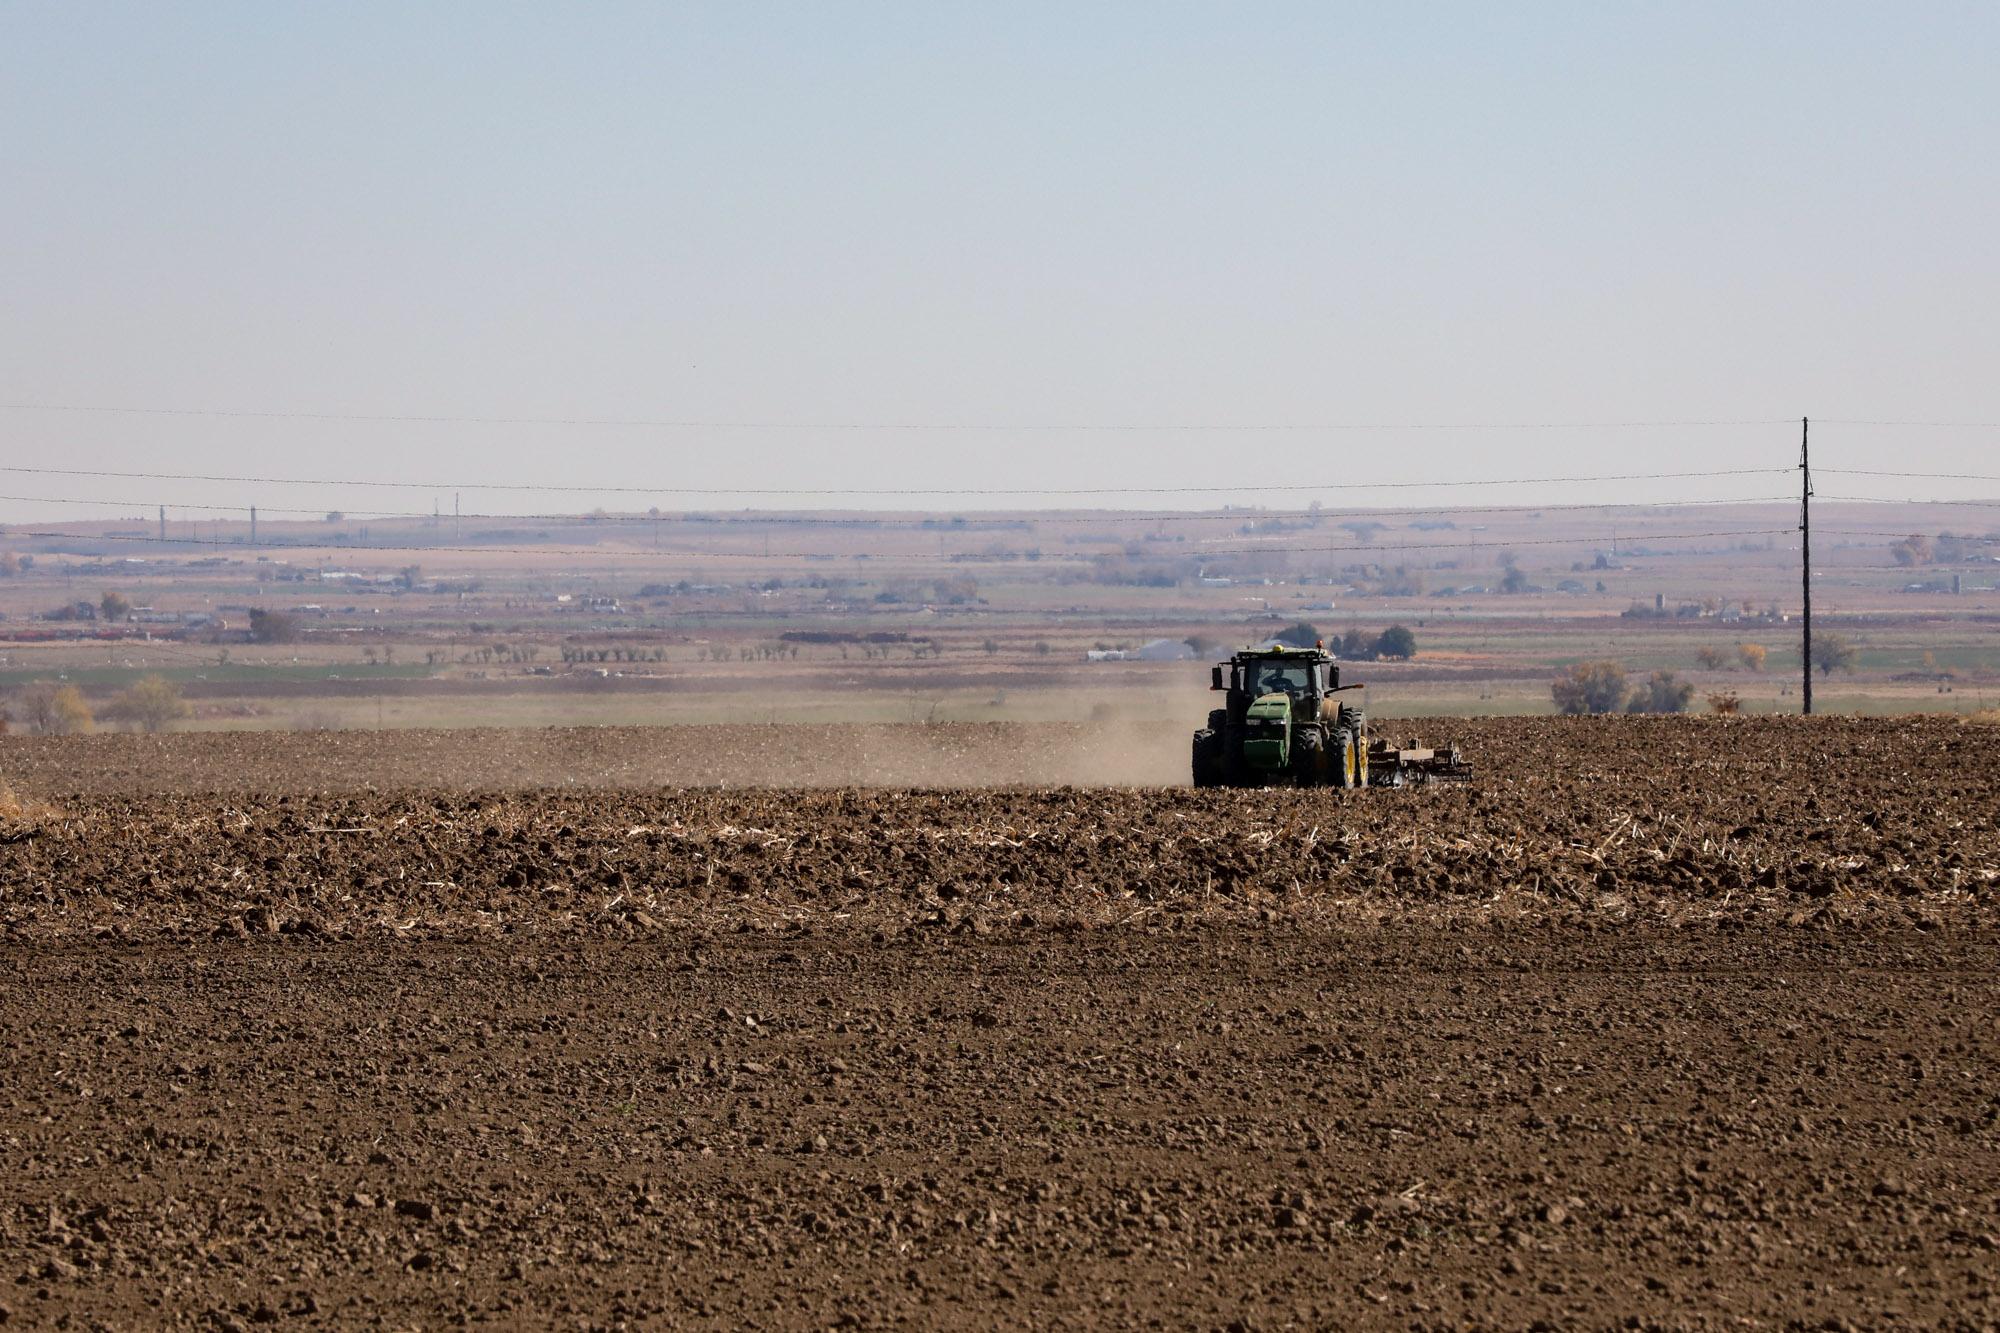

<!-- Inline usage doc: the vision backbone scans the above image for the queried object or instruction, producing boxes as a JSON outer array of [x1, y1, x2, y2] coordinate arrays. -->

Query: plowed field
[[1, 717, 1995, 1328]]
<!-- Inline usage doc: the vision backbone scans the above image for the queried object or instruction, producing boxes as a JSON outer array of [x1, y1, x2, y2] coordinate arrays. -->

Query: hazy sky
[[3, 3, 1996, 521]]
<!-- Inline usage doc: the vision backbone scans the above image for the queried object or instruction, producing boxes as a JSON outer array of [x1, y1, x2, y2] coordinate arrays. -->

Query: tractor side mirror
[[1210, 665, 1225, 691]]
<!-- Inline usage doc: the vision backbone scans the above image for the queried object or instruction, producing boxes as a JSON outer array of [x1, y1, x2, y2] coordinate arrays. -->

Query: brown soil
[[0, 717, 1995, 1327]]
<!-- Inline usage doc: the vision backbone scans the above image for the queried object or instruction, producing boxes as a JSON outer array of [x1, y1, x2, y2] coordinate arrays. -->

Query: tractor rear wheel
[[1334, 725, 1360, 789]]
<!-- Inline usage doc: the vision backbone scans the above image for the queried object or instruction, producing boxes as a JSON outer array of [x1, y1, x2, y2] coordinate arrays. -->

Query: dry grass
[[1965, 709, 2000, 727], [0, 782, 61, 829]]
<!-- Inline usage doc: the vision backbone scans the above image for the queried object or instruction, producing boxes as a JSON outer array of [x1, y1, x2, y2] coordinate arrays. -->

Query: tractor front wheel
[[1191, 729, 1224, 788], [1292, 727, 1326, 786]]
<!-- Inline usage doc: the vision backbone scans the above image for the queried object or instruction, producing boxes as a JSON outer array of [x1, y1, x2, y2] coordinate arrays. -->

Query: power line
[[0, 460, 1796, 497], [10, 526, 1794, 563], [1818, 467, 2000, 483], [1191, 528, 1789, 558], [1818, 529, 2000, 543], [0, 401, 1793, 432], [1816, 494, 2000, 514], [0, 489, 1799, 526], [1816, 420, 2000, 429]]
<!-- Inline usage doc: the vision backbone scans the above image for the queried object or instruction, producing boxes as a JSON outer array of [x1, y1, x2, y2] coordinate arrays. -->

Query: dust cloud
[[0, 722, 1195, 796]]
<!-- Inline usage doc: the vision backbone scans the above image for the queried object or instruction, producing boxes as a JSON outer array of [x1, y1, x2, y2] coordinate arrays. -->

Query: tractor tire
[[1333, 725, 1360, 789], [1292, 726, 1326, 785], [1191, 729, 1224, 788]]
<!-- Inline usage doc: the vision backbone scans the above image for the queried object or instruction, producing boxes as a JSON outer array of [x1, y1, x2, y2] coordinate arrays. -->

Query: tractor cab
[[1210, 647, 1339, 719]]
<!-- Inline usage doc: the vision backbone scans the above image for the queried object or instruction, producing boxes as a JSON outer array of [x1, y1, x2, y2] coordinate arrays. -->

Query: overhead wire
[[0, 401, 1794, 432], [1817, 467, 2000, 484], [1817, 529, 2000, 544], [1815, 494, 2000, 514], [1814, 420, 2000, 430], [0, 489, 1800, 526], [0, 460, 1798, 497], [11, 526, 1796, 562]]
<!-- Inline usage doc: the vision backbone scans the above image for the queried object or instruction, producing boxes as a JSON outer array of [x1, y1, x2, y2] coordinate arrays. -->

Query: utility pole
[[158, 505, 166, 545], [454, 493, 461, 541], [1800, 416, 1813, 716], [249, 505, 257, 545]]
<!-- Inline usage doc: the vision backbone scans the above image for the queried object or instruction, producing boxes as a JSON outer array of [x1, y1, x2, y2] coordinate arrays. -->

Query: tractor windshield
[[1246, 661, 1313, 696]]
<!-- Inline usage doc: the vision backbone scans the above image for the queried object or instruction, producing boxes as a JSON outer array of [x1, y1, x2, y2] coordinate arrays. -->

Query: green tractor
[[1191, 644, 1470, 788]]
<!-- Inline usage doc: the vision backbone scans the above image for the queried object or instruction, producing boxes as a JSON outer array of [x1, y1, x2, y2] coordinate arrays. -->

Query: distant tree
[[103, 674, 188, 733], [1338, 628, 1376, 661], [1551, 660, 1629, 716], [1374, 625, 1417, 660], [1737, 642, 1768, 672], [1935, 532, 1978, 563], [324, 511, 345, 523], [935, 575, 980, 605], [1810, 631, 1858, 676], [1499, 563, 1529, 595], [53, 685, 93, 734], [397, 564, 423, 589], [1890, 534, 1933, 567], [1707, 690, 1742, 715], [15, 682, 95, 735], [1183, 633, 1225, 658], [248, 608, 300, 644], [1695, 645, 1729, 671], [1339, 520, 1386, 542], [1627, 670, 1696, 714], [1034, 641, 1052, 656], [1272, 621, 1321, 649], [100, 590, 132, 623], [13, 685, 57, 735], [1375, 565, 1425, 597]]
